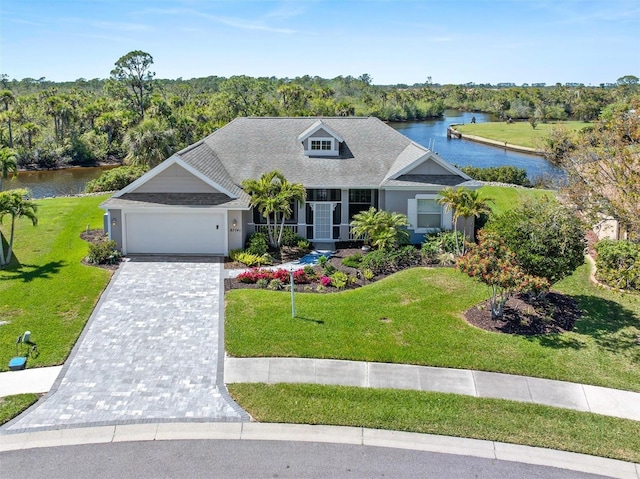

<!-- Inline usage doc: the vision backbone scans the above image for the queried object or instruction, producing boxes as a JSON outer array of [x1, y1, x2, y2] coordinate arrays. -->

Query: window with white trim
[[407, 194, 445, 233], [310, 139, 333, 151], [417, 199, 441, 228]]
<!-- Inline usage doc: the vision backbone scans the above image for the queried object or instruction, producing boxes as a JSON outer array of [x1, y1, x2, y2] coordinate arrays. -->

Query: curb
[[0, 422, 637, 479]]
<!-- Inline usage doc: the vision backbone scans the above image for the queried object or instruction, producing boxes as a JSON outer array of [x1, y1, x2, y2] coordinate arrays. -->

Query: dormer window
[[310, 139, 334, 151], [298, 120, 344, 157]]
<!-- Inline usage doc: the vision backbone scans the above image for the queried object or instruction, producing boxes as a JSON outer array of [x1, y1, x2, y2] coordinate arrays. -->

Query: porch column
[[340, 188, 350, 240], [297, 200, 307, 239]]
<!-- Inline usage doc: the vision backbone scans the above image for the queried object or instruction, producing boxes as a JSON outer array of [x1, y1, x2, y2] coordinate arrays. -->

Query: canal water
[[1, 165, 118, 199], [389, 110, 562, 182], [4, 111, 561, 199]]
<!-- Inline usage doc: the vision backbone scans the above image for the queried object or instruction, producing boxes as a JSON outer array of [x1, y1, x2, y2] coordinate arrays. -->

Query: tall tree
[[0, 90, 15, 147], [0, 146, 18, 191], [485, 197, 585, 284], [241, 170, 306, 248], [122, 119, 176, 169], [0, 188, 38, 266], [108, 50, 155, 121], [553, 96, 640, 240]]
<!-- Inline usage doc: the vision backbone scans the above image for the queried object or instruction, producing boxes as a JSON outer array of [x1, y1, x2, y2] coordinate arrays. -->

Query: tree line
[[0, 50, 636, 171]]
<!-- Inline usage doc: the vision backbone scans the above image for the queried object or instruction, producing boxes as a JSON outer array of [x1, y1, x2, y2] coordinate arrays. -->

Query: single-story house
[[101, 117, 481, 255]]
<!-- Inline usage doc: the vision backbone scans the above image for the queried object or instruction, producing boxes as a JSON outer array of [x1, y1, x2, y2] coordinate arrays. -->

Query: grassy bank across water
[[454, 120, 587, 150]]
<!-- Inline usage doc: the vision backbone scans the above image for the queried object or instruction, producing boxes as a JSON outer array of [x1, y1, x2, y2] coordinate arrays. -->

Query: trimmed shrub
[[85, 165, 147, 193], [86, 240, 121, 265], [342, 253, 363, 268], [595, 239, 640, 291], [280, 228, 308, 248], [360, 245, 421, 275], [246, 232, 269, 256]]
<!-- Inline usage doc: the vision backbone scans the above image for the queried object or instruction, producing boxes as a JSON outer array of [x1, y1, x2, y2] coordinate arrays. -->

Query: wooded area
[[0, 51, 636, 171]]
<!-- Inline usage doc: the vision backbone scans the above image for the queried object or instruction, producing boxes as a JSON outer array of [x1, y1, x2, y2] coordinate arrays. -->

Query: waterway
[[4, 111, 561, 199], [389, 110, 562, 182]]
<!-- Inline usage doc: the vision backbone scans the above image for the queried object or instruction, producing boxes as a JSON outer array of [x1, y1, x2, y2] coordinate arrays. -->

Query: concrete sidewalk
[[225, 357, 640, 422], [0, 367, 62, 398]]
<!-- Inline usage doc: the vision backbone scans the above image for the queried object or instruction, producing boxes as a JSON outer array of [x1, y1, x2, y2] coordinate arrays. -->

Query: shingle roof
[[177, 117, 445, 188], [384, 175, 482, 188], [104, 193, 249, 209]]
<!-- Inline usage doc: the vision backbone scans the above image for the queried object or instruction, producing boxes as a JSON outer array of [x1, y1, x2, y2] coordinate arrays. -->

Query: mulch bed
[[463, 292, 581, 335], [79, 229, 121, 271], [224, 248, 370, 293]]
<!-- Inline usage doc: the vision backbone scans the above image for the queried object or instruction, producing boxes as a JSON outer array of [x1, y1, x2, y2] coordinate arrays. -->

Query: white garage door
[[125, 211, 225, 254]]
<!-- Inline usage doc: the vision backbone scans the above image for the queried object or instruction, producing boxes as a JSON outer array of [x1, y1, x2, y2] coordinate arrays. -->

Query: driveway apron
[[4, 258, 247, 432]]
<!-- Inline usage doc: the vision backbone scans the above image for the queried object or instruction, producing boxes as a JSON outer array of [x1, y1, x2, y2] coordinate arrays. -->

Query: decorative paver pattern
[[6, 259, 245, 432]]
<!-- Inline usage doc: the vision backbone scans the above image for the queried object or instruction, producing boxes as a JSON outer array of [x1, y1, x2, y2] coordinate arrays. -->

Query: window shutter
[[407, 198, 417, 229], [442, 205, 452, 230]]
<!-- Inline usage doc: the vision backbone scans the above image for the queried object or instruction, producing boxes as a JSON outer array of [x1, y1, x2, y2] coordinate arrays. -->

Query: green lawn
[[0, 194, 112, 370], [0, 394, 39, 425], [479, 185, 553, 215], [228, 384, 640, 463], [225, 264, 640, 392], [455, 121, 587, 149]]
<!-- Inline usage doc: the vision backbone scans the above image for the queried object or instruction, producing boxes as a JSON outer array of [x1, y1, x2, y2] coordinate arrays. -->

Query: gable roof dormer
[[297, 119, 344, 157]]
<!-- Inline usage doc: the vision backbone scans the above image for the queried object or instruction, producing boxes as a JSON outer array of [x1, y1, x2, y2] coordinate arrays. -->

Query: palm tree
[[350, 207, 379, 246], [350, 207, 410, 250], [241, 171, 306, 249], [21, 122, 40, 149], [0, 188, 38, 266], [456, 189, 493, 254], [438, 187, 493, 256], [437, 187, 466, 256], [123, 119, 176, 168], [0, 146, 18, 192], [0, 90, 15, 147]]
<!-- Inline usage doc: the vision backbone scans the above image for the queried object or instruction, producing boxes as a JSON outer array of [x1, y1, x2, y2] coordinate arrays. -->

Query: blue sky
[[1, 0, 638, 85]]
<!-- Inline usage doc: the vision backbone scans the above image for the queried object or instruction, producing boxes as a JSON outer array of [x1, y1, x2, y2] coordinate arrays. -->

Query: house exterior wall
[[228, 210, 244, 251], [108, 209, 123, 249], [407, 160, 451, 175], [385, 190, 454, 244], [134, 164, 217, 193]]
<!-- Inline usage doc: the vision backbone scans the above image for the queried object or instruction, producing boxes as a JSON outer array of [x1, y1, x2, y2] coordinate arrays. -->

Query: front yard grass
[[454, 121, 587, 149], [0, 394, 39, 425], [225, 266, 640, 392], [0, 194, 112, 371], [228, 383, 640, 463]]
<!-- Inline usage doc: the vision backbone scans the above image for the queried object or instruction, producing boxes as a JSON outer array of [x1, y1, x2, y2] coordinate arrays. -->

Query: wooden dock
[[447, 126, 462, 139]]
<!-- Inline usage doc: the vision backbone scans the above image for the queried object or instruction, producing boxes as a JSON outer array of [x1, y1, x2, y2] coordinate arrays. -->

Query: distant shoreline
[[449, 125, 543, 156]]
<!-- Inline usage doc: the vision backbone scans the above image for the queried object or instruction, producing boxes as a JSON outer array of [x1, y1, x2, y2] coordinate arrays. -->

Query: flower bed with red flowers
[[237, 268, 311, 284]]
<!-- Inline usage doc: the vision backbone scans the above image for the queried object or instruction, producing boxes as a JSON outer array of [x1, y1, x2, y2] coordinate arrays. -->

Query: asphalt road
[[0, 440, 612, 479]]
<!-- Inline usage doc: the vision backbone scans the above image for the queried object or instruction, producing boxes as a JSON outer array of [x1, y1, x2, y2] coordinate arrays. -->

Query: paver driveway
[[5, 258, 247, 432]]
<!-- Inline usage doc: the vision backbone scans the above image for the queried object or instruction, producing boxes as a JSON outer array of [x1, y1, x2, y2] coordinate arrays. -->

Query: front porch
[[248, 188, 378, 245]]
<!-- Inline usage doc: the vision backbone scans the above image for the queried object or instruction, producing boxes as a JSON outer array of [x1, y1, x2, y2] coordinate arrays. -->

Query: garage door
[[125, 211, 225, 254]]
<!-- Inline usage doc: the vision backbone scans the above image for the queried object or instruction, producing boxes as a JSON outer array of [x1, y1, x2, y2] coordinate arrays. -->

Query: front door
[[313, 203, 332, 240]]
